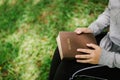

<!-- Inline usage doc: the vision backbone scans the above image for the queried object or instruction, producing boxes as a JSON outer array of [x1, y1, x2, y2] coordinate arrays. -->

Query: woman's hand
[[74, 28, 93, 34], [75, 43, 102, 64]]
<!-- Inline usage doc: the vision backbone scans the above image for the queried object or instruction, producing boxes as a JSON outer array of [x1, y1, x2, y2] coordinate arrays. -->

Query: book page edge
[[56, 35, 63, 60]]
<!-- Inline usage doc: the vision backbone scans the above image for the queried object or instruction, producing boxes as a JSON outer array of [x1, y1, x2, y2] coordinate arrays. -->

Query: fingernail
[[75, 55, 78, 58], [87, 43, 91, 46], [77, 49, 80, 51], [75, 55, 77, 58], [77, 31, 81, 34], [76, 60, 79, 62], [86, 44, 89, 46]]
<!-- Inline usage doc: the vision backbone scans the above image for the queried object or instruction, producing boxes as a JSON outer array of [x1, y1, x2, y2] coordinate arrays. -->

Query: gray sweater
[[88, 0, 120, 68]]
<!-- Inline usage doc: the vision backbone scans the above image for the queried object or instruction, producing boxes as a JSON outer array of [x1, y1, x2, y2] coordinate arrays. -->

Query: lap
[[52, 33, 120, 80], [54, 59, 120, 80]]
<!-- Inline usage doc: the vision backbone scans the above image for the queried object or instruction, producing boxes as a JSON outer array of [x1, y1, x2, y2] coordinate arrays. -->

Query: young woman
[[48, 0, 120, 80]]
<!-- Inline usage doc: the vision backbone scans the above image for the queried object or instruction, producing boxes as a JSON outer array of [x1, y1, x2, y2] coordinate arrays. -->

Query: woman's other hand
[[75, 43, 102, 64], [74, 28, 93, 34]]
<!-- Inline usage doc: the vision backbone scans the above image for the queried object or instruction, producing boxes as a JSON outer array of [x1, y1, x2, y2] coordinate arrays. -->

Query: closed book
[[56, 31, 97, 60]]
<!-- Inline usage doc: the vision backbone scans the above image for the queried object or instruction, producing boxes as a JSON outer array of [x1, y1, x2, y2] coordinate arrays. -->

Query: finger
[[81, 28, 91, 33], [74, 28, 86, 33], [77, 49, 93, 54], [87, 43, 99, 49], [74, 28, 92, 34], [75, 54, 91, 59], [74, 28, 82, 34], [76, 59, 92, 63]]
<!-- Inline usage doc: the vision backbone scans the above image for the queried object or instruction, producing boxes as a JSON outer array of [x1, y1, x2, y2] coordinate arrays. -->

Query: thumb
[[86, 43, 99, 49]]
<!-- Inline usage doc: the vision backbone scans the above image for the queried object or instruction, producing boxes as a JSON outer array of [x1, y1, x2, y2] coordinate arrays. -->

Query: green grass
[[0, 0, 108, 80]]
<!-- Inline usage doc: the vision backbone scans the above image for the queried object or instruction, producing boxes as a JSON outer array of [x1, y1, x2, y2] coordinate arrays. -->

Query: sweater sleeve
[[99, 49, 120, 68], [88, 8, 110, 36]]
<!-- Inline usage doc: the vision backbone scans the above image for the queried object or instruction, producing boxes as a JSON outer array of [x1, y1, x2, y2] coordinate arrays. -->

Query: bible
[[56, 31, 97, 60]]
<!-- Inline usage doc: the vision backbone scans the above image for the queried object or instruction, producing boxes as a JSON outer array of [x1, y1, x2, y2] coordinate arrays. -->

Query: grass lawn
[[0, 0, 108, 80]]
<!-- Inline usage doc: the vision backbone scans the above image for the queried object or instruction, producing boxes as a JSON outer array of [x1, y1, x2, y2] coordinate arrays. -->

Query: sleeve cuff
[[99, 49, 114, 68], [88, 22, 101, 36]]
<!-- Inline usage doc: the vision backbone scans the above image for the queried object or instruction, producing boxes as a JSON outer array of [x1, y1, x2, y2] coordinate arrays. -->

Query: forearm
[[99, 49, 120, 68], [88, 8, 110, 36]]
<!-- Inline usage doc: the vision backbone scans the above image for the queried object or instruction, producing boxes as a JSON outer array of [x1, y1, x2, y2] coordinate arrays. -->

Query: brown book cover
[[56, 31, 97, 60]]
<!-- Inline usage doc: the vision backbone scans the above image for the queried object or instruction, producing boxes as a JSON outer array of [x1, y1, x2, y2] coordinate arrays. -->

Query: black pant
[[48, 33, 120, 80]]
